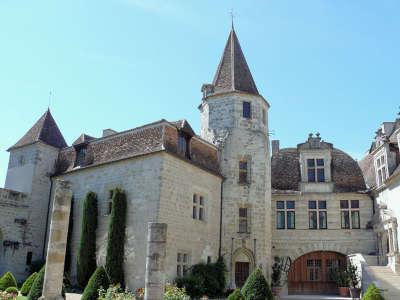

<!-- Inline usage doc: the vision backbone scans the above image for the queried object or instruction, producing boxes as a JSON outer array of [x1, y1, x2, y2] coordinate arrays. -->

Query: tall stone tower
[[199, 27, 271, 288], [5, 109, 67, 264]]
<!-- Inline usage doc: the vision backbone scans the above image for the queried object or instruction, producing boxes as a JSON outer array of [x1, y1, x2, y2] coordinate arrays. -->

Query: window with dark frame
[[107, 190, 114, 215], [239, 207, 249, 233], [177, 252, 190, 277], [308, 200, 327, 229], [178, 132, 191, 159], [341, 200, 360, 229], [243, 101, 251, 119], [307, 159, 325, 182], [26, 251, 33, 265], [239, 160, 249, 184], [74, 146, 87, 167], [276, 200, 295, 229]]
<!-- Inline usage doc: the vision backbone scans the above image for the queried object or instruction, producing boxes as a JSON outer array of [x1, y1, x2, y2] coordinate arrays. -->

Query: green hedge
[[81, 266, 110, 300], [21, 272, 38, 296], [362, 283, 384, 300], [241, 268, 273, 300], [5, 287, 18, 294], [0, 272, 17, 291], [228, 288, 245, 300], [27, 267, 45, 300], [105, 188, 127, 286], [175, 257, 226, 298], [77, 192, 98, 287]]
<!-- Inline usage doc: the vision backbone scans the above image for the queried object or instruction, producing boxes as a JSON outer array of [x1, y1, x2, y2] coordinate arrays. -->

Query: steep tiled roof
[[212, 28, 259, 95], [272, 148, 367, 192], [9, 109, 67, 150]]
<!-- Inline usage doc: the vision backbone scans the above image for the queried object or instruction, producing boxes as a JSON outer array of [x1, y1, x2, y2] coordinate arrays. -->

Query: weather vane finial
[[229, 9, 235, 29], [48, 90, 52, 110]]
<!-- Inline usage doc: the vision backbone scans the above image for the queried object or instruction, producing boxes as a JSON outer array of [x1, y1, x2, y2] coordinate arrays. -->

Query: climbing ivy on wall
[[105, 188, 127, 286], [77, 192, 98, 288]]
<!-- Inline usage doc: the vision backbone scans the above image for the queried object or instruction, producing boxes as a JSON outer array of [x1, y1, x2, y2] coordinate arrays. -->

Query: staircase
[[365, 266, 400, 300]]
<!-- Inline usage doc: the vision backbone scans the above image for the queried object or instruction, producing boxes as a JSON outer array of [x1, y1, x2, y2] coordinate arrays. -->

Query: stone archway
[[232, 247, 255, 288]]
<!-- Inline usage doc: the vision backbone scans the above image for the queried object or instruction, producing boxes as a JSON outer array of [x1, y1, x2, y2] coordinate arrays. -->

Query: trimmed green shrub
[[105, 188, 127, 286], [27, 267, 45, 300], [81, 266, 110, 300], [0, 272, 17, 291], [241, 268, 273, 300], [77, 191, 98, 287], [4, 287, 18, 294], [21, 272, 38, 296], [362, 283, 384, 300], [175, 257, 226, 298], [228, 288, 245, 300], [29, 260, 44, 274]]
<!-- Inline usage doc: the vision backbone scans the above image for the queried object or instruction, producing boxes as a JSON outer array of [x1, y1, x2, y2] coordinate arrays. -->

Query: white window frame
[[192, 194, 205, 221], [374, 150, 389, 187], [307, 158, 325, 183]]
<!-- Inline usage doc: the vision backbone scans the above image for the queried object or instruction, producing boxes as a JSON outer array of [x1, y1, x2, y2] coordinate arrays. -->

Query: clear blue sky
[[1, 0, 399, 186]]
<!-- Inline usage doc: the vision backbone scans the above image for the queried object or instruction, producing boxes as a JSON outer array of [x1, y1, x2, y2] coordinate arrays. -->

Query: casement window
[[239, 160, 249, 184], [178, 132, 191, 159], [307, 259, 322, 281], [192, 194, 205, 221], [243, 101, 251, 119], [307, 159, 325, 182], [276, 200, 295, 229], [340, 200, 360, 229], [308, 200, 327, 229], [177, 252, 190, 277], [375, 154, 388, 187], [238, 207, 249, 233]]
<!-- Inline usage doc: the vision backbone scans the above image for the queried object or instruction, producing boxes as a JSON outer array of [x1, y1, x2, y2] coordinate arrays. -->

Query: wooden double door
[[235, 262, 250, 287], [288, 251, 346, 295]]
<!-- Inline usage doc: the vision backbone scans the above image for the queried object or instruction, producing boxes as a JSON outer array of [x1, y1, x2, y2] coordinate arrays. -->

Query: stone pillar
[[144, 223, 167, 300], [41, 180, 72, 300]]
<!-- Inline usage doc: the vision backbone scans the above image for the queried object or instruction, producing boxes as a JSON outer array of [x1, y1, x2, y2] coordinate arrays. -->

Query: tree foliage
[[241, 268, 273, 300], [21, 272, 38, 296], [228, 288, 245, 300], [105, 188, 127, 286], [77, 191, 98, 287], [27, 267, 45, 300], [362, 283, 385, 300]]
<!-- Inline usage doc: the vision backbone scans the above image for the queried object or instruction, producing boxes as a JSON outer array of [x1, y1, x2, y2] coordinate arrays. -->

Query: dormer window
[[375, 153, 388, 187], [307, 159, 325, 182], [178, 132, 191, 159], [74, 146, 87, 167]]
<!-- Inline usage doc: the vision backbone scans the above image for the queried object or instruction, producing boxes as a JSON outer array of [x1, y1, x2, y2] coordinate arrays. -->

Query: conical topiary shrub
[[27, 267, 45, 300], [362, 283, 384, 300], [21, 272, 38, 296], [105, 188, 127, 286], [77, 192, 98, 288], [241, 268, 273, 300], [0, 272, 17, 291], [81, 266, 110, 300], [228, 288, 245, 300]]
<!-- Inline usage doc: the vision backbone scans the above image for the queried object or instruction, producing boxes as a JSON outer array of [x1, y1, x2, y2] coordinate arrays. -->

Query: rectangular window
[[341, 200, 360, 229], [239, 160, 249, 184], [307, 158, 325, 183], [276, 200, 295, 229], [192, 194, 205, 221], [26, 251, 33, 265], [309, 200, 327, 229], [239, 208, 248, 233], [243, 101, 251, 118], [199, 196, 205, 220], [178, 132, 190, 159], [375, 154, 388, 186], [192, 195, 197, 219], [177, 252, 190, 277], [307, 259, 322, 281]]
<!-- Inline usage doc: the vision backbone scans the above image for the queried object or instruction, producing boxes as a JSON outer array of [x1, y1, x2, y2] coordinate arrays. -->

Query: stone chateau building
[[0, 27, 398, 296]]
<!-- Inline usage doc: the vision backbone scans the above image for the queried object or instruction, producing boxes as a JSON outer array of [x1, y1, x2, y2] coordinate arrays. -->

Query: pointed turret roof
[[212, 27, 259, 95], [9, 109, 67, 150]]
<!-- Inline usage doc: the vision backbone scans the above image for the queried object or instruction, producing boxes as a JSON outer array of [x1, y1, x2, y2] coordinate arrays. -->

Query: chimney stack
[[271, 140, 280, 156]]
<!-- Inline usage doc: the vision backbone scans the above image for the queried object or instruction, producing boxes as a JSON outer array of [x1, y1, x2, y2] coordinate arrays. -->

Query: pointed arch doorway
[[233, 248, 255, 288]]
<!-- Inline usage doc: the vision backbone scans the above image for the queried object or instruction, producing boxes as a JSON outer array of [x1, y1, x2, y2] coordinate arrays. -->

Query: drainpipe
[[218, 180, 224, 257]]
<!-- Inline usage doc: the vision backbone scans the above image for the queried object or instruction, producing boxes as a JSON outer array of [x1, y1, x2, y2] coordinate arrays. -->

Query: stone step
[[365, 266, 400, 300]]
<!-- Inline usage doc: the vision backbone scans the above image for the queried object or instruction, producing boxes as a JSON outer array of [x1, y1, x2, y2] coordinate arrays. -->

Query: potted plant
[[347, 263, 361, 299], [271, 257, 283, 298], [330, 268, 350, 297]]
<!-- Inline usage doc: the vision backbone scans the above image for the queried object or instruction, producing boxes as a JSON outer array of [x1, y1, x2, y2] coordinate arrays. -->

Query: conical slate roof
[[9, 109, 67, 150], [212, 28, 259, 95]]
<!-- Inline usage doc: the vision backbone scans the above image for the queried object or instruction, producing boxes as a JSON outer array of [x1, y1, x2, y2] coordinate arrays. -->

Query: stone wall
[[271, 192, 376, 261], [0, 188, 30, 281], [158, 153, 222, 283]]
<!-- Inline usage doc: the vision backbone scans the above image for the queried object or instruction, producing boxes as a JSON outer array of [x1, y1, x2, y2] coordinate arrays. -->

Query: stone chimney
[[271, 140, 280, 156], [102, 129, 117, 137]]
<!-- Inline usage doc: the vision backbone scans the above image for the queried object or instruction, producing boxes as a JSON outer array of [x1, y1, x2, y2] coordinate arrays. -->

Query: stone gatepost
[[144, 223, 168, 300], [41, 180, 72, 300]]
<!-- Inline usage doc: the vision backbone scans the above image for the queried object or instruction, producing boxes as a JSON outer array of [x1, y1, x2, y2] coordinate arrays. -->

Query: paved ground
[[66, 293, 82, 300], [367, 266, 400, 300]]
